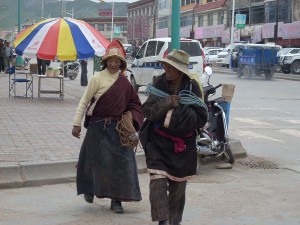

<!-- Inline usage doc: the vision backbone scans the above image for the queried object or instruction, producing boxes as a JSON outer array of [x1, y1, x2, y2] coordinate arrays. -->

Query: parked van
[[129, 37, 205, 91]]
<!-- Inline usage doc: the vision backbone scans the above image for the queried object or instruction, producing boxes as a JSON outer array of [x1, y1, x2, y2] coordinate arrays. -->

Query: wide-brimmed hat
[[101, 39, 127, 72], [158, 49, 192, 78]]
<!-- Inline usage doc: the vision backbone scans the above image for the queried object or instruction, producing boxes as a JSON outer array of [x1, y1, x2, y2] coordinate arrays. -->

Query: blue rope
[[145, 83, 208, 112]]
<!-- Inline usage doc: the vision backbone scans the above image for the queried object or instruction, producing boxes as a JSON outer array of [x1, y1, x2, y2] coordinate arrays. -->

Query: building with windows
[[127, 0, 156, 46], [154, 0, 300, 47], [79, 16, 128, 43]]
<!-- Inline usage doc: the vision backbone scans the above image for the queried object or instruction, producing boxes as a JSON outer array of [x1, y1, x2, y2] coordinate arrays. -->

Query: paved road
[[0, 162, 299, 225]]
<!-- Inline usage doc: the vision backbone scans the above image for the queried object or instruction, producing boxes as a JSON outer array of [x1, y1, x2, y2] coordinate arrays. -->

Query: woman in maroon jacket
[[72, 40, 144, 214]]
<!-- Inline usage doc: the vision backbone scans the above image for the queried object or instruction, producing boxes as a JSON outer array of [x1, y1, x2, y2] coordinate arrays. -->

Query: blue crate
[[219, 101, 231, 127]]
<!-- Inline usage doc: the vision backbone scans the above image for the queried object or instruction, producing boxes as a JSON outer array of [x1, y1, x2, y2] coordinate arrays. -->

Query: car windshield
[[278, 48, 292, 55]]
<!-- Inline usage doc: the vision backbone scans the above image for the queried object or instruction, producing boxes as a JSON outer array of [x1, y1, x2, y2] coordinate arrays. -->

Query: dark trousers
[[0, 57, 4, 72], [149, 178, 186, 224], [37, 58, 46, 75], [80, 61, 88, 86]]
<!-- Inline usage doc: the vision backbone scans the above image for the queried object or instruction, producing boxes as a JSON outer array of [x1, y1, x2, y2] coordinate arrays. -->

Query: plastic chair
[[8, 67, 33, 98]]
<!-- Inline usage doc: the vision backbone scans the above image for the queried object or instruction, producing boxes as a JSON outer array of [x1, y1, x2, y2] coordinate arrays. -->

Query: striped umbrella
[[14, 17, 110, 61]]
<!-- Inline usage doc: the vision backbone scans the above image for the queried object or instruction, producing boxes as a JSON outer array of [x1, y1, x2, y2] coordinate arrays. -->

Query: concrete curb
[[212, 67, 300, 81], [0, 141, 246, 189]]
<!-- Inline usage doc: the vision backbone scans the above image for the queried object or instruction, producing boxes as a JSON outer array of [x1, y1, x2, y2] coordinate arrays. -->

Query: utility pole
[[42, 0, 44, 18], [170, 0, 180, 51], [191, 3, 197, 39], [230, 0, 236, 54], [274, 0, 279, 43], [18, 0, 21, 32]]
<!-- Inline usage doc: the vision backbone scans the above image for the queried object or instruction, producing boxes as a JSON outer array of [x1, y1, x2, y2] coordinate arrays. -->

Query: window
[[156, 41, 165, 55], [98, 24, 104, 31], [218, 11, 224, 25], [181, 0, 197, 6], [198, 15, 203, 27], [265, 0, 292, 23], [145, 41, 157, 57], [180, 15, 193, 27], [290, 49, 300, 54], [207, 13, 213, 26], [158, 0, 168, 10], [168, 42, 202, 56], [137, 43, 146, 59], [158, 16, 168, 29]]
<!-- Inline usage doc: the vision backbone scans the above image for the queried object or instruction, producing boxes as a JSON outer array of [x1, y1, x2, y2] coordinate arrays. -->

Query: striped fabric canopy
[[14, 17, 110, 61]]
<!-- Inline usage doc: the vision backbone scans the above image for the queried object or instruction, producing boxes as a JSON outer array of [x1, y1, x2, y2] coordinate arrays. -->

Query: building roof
[[194, 0, 227, 13]]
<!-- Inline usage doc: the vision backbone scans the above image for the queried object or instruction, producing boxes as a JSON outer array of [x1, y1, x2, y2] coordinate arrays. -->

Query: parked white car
[[203, 48, 223, 65], [278, 48, 300, 74], [215, 43, 247, 67], [129, 37, 205, 91]]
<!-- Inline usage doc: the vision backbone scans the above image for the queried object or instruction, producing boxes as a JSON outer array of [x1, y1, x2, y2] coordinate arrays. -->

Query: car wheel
[[130, 76, 139, 92], [281, 67, 291, 74], [291, 61, 300, 74]]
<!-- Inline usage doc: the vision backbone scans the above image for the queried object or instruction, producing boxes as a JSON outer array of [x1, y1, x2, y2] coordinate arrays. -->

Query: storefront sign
[[221, 29, 240, 43], [203, 24, 224, 38], [236, 14, 246, 29], [180, 27, 191, 38], [280, 22, 300, 39], [251, 26, 262, 43], [194, 27, 203, 39], [156, 28, 168, 38]]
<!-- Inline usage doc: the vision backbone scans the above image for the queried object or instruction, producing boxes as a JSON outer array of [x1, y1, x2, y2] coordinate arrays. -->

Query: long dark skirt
[[76, 119, 142, 201]]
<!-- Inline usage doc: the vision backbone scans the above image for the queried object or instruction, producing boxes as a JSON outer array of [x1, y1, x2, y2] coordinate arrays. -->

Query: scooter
[[59, 61, 80, 80], [196, 67, 235, 164]]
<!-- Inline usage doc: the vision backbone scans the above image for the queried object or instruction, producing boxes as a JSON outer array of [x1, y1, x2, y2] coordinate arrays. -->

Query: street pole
[[111, 1, 114, 42], [274, 0, 279, 43], [18, 0, 21, 32], [230, 0, 236, 54], [170, 0, 180, 51], [42, 0, 44, 18], [191, 4, 196, 39]]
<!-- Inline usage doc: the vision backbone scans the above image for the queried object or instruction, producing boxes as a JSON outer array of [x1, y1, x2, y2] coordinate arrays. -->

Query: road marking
[[286, 120, 300, 124], [236, 130, 284, 143], [234, 118, 271, 126], [279, 129, 300, 138]]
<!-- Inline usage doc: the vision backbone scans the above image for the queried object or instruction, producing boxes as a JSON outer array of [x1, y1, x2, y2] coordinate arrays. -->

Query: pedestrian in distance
[[79, 59, 88, 86], [37, 57, 46, 75], [72, 40, 144, 214], [3, 41, 13, 73], [139, 49, 208, 225], [0, 39, 5, 73]]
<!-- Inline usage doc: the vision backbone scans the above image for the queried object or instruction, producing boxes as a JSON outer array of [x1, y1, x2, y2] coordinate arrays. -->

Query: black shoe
[[84, 193, 94, 203], [110, 200, 124, 213], [158, 221, 168, 225]]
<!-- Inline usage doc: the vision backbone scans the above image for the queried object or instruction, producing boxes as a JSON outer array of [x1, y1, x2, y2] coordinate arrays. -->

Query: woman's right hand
[[72, 126, 81, 139], [169, 95, 180, 108]]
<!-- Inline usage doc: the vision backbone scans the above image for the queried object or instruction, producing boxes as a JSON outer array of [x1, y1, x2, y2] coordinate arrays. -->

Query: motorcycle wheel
[[223, 146, 235, 164], [69, 73, 78, 80]]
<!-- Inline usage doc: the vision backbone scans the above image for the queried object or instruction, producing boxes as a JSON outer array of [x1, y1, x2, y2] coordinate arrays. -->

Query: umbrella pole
[[62, 61, 64, 77]]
